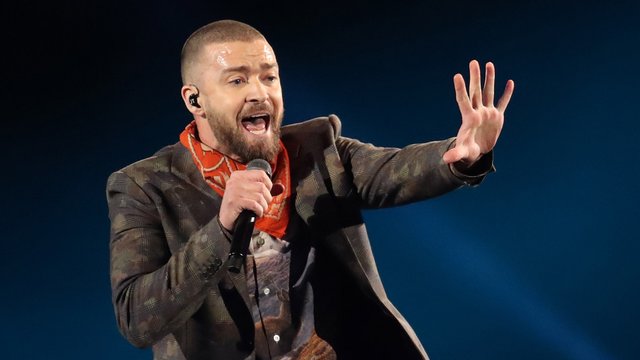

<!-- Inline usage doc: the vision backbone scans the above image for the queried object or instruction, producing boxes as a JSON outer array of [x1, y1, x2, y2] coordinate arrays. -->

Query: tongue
[[242, 118, 266, 132]]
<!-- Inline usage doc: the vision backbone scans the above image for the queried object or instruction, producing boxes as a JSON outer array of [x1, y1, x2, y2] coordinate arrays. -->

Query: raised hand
[[442, 60, 514, 165]]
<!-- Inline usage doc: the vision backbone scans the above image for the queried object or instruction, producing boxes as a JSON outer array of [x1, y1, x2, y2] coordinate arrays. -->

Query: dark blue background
[[3, 0, 639, 358]]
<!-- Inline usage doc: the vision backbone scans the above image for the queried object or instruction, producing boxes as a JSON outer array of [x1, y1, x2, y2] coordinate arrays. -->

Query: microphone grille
[[246, 159, 272, 179]]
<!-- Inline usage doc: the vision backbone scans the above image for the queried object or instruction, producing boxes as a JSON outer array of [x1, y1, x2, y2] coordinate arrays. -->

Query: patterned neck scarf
[[179, 121, 291, 239]]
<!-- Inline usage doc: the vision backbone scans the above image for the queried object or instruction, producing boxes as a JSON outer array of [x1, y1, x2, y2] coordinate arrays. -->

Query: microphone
[[227, 159, 272, 273]]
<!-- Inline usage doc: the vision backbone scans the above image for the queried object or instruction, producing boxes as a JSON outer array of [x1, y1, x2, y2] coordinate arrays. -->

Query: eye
[[264, 75, 279, 84], [229, 78, 246, 86]]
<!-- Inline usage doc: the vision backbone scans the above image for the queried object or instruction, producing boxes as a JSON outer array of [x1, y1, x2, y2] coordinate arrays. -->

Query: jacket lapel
[[284, 125, 384, 300], [170, 142, 219, 201]]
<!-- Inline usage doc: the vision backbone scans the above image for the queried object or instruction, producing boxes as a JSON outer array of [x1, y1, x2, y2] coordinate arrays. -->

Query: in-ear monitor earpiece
[[188, 84, 201, 108]]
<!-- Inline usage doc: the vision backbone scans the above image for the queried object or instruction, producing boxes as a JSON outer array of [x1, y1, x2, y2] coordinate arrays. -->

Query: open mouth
[[241, 113, 271, 135]]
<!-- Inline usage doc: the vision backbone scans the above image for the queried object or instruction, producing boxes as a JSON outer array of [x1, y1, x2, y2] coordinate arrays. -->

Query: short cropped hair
[[180, 20, 265, 84]]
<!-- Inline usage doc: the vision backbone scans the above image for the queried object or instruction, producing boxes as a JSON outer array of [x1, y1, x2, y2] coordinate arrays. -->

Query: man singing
[[107, 19, 514, 360]]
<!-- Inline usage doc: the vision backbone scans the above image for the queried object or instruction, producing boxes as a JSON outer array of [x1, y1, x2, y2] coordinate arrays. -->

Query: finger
[[454, 74, 473, 115], [483, 62, 495, 106], [260, 182, 273, 204], [242, 169, 273, 190], [496, 79, 515, 113], [226, 172, 272, 202], [242, 181, 272, 209], [257, 195, 269, 216], [244, 198, 267, 217], [245, 183, 271, 215], [468, 60, 482, 108]]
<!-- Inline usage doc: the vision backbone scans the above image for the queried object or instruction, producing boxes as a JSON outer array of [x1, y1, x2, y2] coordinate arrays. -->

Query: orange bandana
[[179, 121, 291, 239]]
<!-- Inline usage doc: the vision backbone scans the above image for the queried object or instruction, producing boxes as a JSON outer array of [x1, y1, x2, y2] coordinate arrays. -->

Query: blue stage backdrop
[[3, 0, 638, 358]]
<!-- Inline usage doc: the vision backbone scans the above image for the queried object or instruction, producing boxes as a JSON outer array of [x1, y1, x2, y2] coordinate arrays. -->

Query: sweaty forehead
[[204, 40, 277, 69]]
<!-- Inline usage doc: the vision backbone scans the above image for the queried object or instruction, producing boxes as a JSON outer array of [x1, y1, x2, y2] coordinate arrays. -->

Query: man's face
[[194, 39, 284, 163]]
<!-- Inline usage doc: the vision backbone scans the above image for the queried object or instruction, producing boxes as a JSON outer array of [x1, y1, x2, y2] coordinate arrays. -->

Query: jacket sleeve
[[107, 170, 230, 348], [328, 114, 494, 208]]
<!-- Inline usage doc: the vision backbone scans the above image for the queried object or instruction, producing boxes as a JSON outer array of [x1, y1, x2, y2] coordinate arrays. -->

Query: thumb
[[442, 146, 466, 164]]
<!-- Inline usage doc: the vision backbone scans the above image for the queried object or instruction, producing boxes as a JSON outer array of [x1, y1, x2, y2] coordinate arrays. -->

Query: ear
[[181, 85, 204, 116]]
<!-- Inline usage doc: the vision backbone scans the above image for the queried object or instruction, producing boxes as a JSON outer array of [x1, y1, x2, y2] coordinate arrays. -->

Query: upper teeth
[[250, 114, 267, 118]]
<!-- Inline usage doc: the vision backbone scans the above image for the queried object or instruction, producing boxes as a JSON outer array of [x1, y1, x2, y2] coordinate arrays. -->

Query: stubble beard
[[206, 109, 282, 163]]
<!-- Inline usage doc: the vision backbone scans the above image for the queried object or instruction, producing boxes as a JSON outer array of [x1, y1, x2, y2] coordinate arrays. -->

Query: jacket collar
[[169, 142, 219, 201]]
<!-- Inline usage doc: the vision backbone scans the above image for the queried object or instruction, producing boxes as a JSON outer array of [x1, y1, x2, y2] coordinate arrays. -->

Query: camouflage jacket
[[107, 115, 493, 359]]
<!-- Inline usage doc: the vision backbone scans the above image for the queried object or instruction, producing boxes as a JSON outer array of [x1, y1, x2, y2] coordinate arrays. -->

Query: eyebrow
[[221, 63, 278, 74]]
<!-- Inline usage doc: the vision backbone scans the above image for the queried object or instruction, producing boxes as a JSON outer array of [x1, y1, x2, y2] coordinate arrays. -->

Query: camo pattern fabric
[[107, 115, 494, 360]]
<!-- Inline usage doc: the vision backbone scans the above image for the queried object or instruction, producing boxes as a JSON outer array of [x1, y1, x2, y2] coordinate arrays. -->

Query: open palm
[[443, 60, 515, 165]]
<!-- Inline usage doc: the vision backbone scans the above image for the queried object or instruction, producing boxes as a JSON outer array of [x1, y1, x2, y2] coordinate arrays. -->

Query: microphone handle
[[226, 158, 271, 273], [227, 209, 257, 273]]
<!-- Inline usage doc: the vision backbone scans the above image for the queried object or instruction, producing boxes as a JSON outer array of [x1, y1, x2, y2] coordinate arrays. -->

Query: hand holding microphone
[[222, 159, 283, 273], [219, 159, 273, 232]]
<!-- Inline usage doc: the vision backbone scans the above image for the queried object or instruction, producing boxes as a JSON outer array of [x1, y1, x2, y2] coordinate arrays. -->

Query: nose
[[246, 80, 268, 104]]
